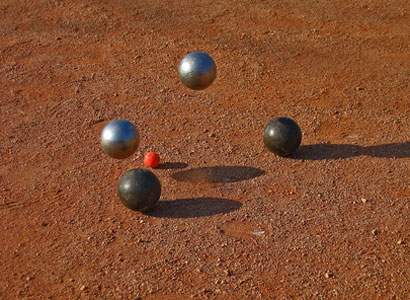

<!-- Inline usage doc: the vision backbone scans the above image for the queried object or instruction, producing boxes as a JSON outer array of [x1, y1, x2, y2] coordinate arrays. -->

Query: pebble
[[324, 270, 333, 279]]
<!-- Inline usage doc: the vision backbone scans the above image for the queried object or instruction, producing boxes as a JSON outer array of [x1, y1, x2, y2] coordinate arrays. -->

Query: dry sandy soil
[[1, 0, 409, 299]]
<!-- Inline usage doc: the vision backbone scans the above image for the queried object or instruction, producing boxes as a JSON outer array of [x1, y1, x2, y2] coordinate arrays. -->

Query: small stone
[[361, 198, 368, 203], [79, 285, 87, 291], [25, 275, 32, 281], [324, 270, 333, 279], [397, 240, 405, 245], [371, 229, 378, 236], [114, 92, 119, 97]]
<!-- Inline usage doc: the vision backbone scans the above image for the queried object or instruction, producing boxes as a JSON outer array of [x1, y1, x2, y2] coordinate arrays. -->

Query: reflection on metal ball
[[178, 52, 216, 90], [100, 120, 139, 159]]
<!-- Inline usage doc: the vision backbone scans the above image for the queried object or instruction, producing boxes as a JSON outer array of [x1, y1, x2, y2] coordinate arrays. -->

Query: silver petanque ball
[[100, 120, 139, 159], [178, 52, 217, 90]]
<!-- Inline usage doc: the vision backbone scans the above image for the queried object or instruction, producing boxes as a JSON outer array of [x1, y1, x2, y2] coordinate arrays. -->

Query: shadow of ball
[[144, 197, 242, 219], [171, 166, 265, 184]]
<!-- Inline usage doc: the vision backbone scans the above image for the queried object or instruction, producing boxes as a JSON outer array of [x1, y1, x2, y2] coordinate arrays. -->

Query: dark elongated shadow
[[156, 162, 188, 170], [291, 142, 410, 160], [145, 197, 242, 218], [0, 201, 32, 210], [171, 166, 265, 184]]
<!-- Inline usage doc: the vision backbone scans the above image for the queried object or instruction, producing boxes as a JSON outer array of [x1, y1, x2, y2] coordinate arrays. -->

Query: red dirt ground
[[1, 0, 409, 299]]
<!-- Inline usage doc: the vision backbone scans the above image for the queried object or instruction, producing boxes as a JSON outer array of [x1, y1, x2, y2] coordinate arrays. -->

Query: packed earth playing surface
[[0, 1, 409, 299]]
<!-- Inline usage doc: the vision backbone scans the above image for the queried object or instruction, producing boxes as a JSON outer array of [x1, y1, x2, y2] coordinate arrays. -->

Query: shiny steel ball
[[100, 120, 139, 159], [118, 168, 162, 212], [263, 117, 302, 156], [178, 52, 217, 90]]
